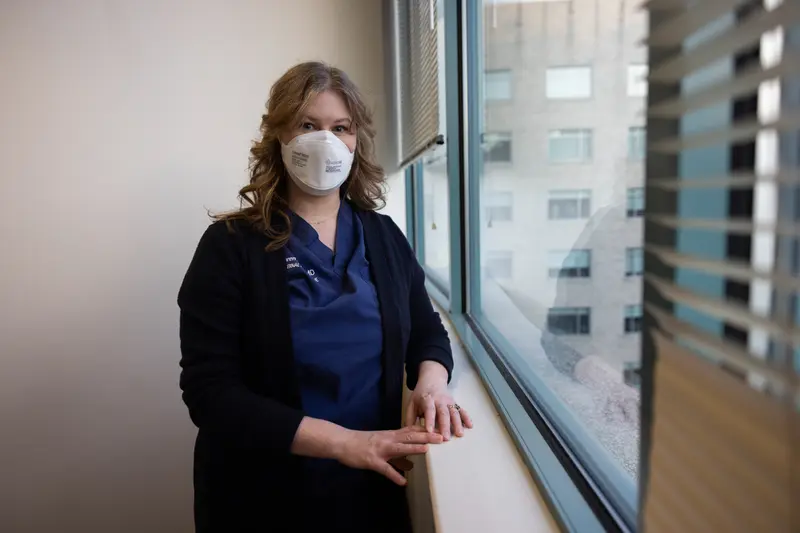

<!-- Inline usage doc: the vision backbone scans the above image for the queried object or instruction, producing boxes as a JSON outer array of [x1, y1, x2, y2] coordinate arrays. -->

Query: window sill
[[406, 311, 559, 533]]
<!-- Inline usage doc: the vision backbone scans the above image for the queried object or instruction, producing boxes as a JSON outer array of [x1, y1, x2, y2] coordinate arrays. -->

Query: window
[[626, 187, 644, 217], [548, 190, 591, 220], [548, 249, 591, 278], [466, 0, 647, 527], [625, 247, 643, 277], [547, 307, 591, 335], [624, 304, 642, 333], [628, 127, 646, 161], [400, 0, 800, 529], [485, 70, 511, 101], [483, 132, 512, 162], [546, 66, 592, 99], [627, 64, 648, 97], [485, 250, 512, 279], [484, 191, 513, 224], [548, 129, 593, 163]]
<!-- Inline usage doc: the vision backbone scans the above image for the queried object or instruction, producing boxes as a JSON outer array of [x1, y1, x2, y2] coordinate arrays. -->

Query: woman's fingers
[[423, 395, 436, 433], [389, 443, 429, 457], [450, 404, 464, 437], [437, 403, 451, 440], [379, 461, 408, 486], [459, 406, 474, 429], [399, 426, 444, 444]]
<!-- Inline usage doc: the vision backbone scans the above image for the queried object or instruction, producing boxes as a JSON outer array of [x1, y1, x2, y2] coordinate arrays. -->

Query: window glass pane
[[421, 0, 449, 286], [485, 70, 512, 101], [548, 129, 593, 163], [475, 0, 646, 514], [628, 127, 646, 161], [627, 64, 648, 97], [546, 66, 592, 99]]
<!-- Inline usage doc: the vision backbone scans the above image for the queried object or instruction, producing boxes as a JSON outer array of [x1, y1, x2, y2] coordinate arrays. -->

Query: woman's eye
[[301, 122, 315, 131], [333, 125, 348, 133]]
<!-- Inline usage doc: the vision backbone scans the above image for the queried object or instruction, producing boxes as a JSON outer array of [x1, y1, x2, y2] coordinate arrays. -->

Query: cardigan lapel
[[358, 210, 405, 428]]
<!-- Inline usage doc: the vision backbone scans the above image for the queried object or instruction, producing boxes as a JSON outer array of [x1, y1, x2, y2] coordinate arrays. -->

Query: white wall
[[0, 1, 389, 531]]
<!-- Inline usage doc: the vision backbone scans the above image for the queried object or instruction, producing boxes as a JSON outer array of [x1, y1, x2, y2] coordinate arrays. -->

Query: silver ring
[[447, 403, 461, 411]]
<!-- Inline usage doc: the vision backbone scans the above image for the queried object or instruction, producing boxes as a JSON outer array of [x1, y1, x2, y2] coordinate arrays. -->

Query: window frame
[[405, 2, 639, 532]]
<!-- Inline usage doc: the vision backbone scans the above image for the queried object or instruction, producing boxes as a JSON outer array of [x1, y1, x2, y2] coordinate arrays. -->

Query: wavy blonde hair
[[215, 61, 385, 250]]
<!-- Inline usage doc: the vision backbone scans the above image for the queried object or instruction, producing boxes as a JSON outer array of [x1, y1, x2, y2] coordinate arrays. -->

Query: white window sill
[[405, 312, 559, 533]]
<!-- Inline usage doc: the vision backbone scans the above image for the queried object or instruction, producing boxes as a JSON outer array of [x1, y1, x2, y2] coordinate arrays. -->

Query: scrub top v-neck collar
[[288, 202, 354, 277]]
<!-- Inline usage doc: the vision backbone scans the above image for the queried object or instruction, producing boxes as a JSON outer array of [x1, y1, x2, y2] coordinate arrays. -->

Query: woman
[[178, 61, 472, 533]]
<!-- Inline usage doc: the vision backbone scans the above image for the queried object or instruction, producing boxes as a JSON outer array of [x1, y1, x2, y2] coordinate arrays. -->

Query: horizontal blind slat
[[646, 0, 750, 47], [645, 274, 800, 346], [648, 52, 800, 117], [648, 170, 799, 190], [646, 244, 800, 291], [646, 214, 800, 237], [645, 304, 793, 391], [648, 2, 799, 81], [649, 110, 800, 153]]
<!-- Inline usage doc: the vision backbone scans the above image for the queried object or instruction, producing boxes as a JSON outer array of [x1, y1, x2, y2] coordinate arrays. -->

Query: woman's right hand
[[334, 426, 444, 486]]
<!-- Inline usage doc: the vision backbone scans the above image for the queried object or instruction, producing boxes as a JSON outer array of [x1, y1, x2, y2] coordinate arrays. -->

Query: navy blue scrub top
[[284, 201, 384, 433]]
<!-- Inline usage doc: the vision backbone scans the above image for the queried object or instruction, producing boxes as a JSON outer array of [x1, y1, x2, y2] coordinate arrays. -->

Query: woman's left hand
[[405, 361, 473, 440]]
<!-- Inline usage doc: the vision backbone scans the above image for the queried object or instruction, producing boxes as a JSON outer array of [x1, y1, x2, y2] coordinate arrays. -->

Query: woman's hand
[[334, 426, 444, 486], [405, 361, 473, 440]]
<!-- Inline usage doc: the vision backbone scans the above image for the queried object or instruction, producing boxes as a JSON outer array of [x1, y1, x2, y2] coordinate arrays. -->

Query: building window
[[483, 132, 512, 162], [485, 70, 512, 101], [548, 129, 593, 163], [548, 249, 591, 278], [485, 191, 513, 224], [486, 250, 513, 279], [627, 64, 648, 97], [628, 127, 646, 161], [547, 307, 591, 335], [546, 66, 592, 99], [625, 247, 644, 277], [626, 187, 645, 217], [548, 190, 591, 220], [624, 304, 643, 333]]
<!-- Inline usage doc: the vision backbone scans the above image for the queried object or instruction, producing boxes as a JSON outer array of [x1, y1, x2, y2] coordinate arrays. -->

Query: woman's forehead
[[302, 90, 351, 122]]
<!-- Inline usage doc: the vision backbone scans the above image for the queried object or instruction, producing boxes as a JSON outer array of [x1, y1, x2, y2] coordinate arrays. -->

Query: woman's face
[[283, 90, 356, 152]]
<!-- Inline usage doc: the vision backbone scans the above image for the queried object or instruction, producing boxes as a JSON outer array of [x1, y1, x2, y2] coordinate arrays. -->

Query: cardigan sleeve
[[177, 222, 305, 453], [382, 216, 454, 389]]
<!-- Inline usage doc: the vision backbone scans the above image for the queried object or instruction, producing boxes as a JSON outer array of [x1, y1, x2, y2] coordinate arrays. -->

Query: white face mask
[[281, 130, 355, 196]]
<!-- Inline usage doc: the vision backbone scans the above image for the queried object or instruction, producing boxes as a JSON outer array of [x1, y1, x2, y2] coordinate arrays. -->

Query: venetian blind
[[394, 0, 441, 167], [642, 0, 799, 531]]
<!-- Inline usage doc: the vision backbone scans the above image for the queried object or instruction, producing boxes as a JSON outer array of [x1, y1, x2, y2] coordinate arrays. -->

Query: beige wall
[[0, 1, 389, 531]]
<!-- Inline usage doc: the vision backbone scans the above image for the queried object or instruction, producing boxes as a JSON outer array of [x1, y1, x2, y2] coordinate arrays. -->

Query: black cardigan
[[177, 208, 453, 531]]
